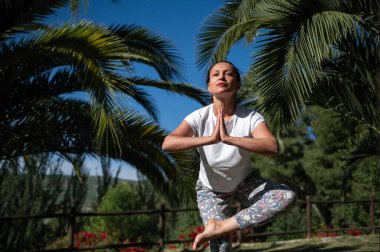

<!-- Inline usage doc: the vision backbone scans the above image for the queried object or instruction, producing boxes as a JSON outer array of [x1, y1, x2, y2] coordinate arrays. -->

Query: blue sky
[[52, 0, 254, 179]]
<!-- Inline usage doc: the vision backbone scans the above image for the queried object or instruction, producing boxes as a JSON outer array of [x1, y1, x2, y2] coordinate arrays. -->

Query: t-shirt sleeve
[[184, 112, 199, 136], [250, 111, 265, 132]]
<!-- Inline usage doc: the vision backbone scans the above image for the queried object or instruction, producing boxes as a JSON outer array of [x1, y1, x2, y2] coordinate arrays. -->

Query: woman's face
[[208, 62, 240, 98]]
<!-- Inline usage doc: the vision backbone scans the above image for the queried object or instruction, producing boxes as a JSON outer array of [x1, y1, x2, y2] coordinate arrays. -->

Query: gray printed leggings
[[196, 172, 296, 252]]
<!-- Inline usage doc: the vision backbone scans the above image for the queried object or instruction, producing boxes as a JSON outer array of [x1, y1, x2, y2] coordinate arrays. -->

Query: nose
[[218, 74, 226, 80]]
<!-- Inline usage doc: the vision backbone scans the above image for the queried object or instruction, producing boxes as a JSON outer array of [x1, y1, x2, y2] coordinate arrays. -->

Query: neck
[[212, 97, 236, 116]]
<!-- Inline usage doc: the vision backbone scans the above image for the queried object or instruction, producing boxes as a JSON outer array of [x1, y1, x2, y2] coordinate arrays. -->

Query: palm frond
[[122, 77, 210, 106], [196, 0, 242, 69], [69, 0, 88, 16], [1, 2, 211, 204], [30, 20, 139, 152], [197, 0, 378, 132], [0, 93, 197, 204], [196, 0, 277, 70], [0, 0, 70, 39], [111, 24, 185, 81], [341, 130, 380, 195], [245, 0, 365, 130], [311, 31, 379, 134]]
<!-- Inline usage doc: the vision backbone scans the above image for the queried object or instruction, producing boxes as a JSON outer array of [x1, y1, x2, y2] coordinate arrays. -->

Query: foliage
[[197, 1, 379, 198], [166, 210, 202, 241], [47, 230, 116, 250], [302, 107, 355, 200], [264, 206, 307, 242], [197, 1, 379, 238], [251, 106, 379, 238], [197, 0, 379, 131], [95, 157, 120, 208], [0, 154, 87, 252], [253, 107, 315, 200], [87, 182, 160, 242], [0, 0, 207, 206], [175, 225, 209, 249]]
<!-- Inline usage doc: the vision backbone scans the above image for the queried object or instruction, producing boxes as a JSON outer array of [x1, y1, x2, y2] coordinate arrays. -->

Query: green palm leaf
[[122, 77, 209, 106], [111, 24, 185, 81], [311, 31, 379, 134], [0, 93, 197, 204], [0, 0, 70, 38], [1, 1, 209, 204], [196, 0, 242, 69], [197, 0, 379, 131]]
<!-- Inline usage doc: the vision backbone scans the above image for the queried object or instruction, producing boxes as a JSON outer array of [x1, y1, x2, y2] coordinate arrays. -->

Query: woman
[[162, 61, 295, 251]]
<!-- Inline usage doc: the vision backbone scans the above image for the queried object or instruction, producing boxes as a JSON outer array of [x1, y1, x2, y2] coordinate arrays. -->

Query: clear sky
[[52, 0, 254, 180]]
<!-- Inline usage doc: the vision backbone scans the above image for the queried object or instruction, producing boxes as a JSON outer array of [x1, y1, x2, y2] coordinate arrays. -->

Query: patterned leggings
[[196, 172, 296, 252]]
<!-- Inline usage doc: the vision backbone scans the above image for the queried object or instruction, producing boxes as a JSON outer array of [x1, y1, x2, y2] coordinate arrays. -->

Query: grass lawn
[[235, 234, 379, 251]]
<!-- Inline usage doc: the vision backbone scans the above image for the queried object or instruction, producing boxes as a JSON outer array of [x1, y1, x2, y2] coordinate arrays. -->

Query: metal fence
[[1, 195, 378, 251]]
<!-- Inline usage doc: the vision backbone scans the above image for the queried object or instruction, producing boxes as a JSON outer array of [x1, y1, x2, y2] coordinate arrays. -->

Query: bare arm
[[162, 118, 220, 153], [162, 109, 278, 155]]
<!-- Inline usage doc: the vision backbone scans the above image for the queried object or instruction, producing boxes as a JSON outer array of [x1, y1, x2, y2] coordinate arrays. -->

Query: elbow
[[271, 144, 279, 156], [267, 138, 279, 156], [161, 137, 169, 152], [162, 136, 174, 152]]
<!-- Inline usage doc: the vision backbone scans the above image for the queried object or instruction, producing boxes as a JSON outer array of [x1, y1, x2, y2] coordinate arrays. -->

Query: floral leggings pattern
[[196, 172, 296, 252]]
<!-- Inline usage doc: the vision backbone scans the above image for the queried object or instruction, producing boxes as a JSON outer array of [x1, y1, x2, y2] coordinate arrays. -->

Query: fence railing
[[1, 195, 378, 251]]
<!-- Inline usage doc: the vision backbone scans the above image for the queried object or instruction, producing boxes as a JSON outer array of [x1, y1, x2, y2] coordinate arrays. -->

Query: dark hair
[[205, 60, 241, 84]]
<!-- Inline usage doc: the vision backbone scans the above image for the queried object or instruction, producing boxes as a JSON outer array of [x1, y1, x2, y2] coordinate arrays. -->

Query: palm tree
[[0, 1, 208, 205], [196, 0, 379, 193], [197, 0, 378, 130]]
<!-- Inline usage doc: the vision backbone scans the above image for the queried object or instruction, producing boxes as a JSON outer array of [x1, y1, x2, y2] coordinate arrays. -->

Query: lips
[[216, 82, 227, 87]]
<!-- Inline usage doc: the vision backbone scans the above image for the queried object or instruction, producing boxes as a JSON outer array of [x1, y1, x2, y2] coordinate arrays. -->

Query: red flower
[[196, 225, 205, 234], [349, 230, 361, 236], [178, 234, 185, 240], [189, 231, 197, 239], [101, 231, 107, 239], [330, 232, 339, 237]]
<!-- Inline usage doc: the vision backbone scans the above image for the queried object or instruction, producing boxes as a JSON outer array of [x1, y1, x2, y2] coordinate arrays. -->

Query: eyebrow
[[211, 69, 233, 73]]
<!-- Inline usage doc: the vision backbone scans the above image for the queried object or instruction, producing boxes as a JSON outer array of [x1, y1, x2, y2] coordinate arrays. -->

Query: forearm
[[222, 136, 278, 155], [162, 135, 217, 152]]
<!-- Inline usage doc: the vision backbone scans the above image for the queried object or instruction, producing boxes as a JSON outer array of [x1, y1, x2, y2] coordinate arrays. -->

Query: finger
[[218, 109, 222, 126], [218, 109, 224, 123]]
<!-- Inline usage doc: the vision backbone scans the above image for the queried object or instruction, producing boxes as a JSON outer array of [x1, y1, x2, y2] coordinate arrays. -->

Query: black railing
[[1, 194, 378, 251]]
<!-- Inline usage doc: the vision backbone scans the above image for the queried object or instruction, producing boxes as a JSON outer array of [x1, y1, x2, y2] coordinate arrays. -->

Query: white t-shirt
[[184, 104, 265, 192]]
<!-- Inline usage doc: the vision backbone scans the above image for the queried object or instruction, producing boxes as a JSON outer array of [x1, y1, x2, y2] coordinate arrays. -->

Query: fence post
[[370, 192, 375, 235], [68, 206, 76, 252], [159, 204, 166, 249], [306, 195, 312, 239]]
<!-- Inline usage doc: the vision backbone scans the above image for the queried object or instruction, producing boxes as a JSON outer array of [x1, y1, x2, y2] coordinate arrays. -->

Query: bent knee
[[283, 190, 296, 208]]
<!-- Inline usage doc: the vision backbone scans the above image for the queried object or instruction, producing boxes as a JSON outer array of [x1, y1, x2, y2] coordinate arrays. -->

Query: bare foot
[[192, 219, 222, 250]]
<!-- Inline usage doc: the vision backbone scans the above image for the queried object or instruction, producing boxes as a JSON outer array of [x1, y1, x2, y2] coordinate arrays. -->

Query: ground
[[235, 234, 380, 252], [166, 234, 380, 252]]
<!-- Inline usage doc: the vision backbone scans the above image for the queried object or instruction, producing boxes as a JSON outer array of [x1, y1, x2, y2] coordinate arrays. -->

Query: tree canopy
[[0, 0, 207, 205]]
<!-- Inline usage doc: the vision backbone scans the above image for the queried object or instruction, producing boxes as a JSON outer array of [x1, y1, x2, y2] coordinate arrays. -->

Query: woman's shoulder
[[236, 105, 263, 118], [185, 104, 212, 120], [189, 104, 213, 116]]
